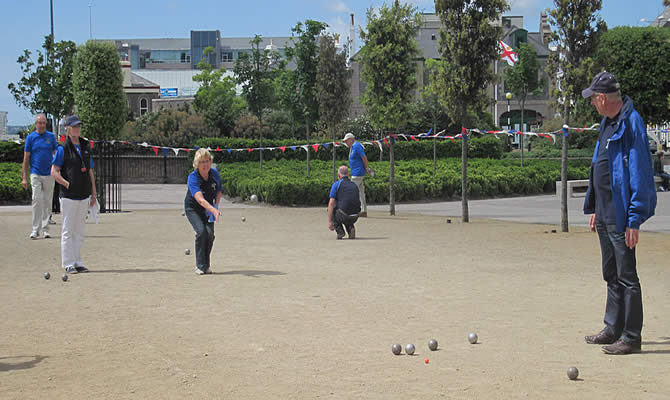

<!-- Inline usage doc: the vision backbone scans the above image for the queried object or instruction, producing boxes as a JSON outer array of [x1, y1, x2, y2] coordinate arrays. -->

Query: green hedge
[[217, 158, 591, 206], [501, 148, 594, 159], [0, 142, 24, 163], [193, 135, 504, 164], [0, 163, 30, 203]]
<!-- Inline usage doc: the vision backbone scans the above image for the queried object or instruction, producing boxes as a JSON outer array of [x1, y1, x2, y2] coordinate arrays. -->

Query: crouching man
[[328, 165, 361, 239]]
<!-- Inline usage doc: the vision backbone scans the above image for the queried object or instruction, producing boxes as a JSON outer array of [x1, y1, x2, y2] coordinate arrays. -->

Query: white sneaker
[[195, 268, 205, 275], [43, 232, 51, 239], [30, 232, 39, 240], [204, 268, 213, 274]]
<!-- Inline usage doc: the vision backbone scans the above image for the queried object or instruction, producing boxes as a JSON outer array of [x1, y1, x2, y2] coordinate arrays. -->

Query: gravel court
[[0, 204, 669, 399]]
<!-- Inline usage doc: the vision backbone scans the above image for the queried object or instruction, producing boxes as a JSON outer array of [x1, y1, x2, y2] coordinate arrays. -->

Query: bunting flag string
[[2, 125, 606, 155]]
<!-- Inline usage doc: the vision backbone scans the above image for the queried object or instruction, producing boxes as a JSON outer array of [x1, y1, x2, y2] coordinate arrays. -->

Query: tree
[[273, 69, 301, 138], [72, 41, 126, 140], [316, 33, 351, 182], [234, 35, 280, 168], [420, 58, 448, 174], [595, 26, 670, 125], [359, 0, 422, 215], [8, 35, 77, 132], [435, 0, 508, 223], [287, 20, 328, 176], [120, 109, 212, 148], [193, 47, 246, 136], [546, 0, 606, 232], [504, 42, 543, 166]]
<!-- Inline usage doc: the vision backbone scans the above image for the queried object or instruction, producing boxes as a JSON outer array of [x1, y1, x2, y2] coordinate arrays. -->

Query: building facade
[[349, 13, 554, 134], [108, 31, 291, 119], [0, 111, 7, 137]]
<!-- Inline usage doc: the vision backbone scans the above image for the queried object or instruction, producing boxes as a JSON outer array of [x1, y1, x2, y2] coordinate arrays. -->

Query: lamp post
[[506, 92, 512, 152]]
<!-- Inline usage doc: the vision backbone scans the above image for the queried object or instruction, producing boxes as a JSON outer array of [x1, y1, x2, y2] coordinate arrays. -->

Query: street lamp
[[505, 92, 512, 129], [505, 92, 512, 152]]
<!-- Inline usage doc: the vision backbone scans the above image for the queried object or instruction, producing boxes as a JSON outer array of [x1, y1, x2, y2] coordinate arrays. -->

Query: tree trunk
[[259, 129, 263, 169], [306, 116, 310, 177], [461, 127, 469, 223], [389, 135, 395, 216], [432, 119, 437, 174], [332, 126, 337, 183], [561, 104, 570, 232], [520, 99, 525, 168]]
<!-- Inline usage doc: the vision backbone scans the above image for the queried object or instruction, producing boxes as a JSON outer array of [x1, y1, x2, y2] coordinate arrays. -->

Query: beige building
[[121, 61, 160, 119], [349, 13, 555, 135]]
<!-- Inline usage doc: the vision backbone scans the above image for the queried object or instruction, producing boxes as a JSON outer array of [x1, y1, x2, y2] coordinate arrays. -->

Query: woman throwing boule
[[184, 149, 222, 275]]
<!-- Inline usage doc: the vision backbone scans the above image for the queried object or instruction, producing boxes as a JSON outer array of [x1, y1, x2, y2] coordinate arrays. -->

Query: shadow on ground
[[0, 355, 48, 372], [91, 268, 175, 274], [217, 270, 286, 278]]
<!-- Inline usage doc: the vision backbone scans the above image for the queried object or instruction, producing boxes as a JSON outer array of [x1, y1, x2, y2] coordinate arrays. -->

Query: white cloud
[[326, 0, 348, 13]]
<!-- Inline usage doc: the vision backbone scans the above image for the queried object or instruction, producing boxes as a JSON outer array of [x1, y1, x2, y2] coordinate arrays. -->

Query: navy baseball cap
[[64, 115, 82, 127], [581, 71, 620, 98]]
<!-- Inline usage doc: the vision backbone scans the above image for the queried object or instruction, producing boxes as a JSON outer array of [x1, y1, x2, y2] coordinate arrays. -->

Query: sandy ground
[[1, 207, 669, 399]]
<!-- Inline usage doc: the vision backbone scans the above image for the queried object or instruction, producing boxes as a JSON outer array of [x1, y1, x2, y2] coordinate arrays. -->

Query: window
[[140, 98, 148, 116], [431, 34, 436, 40], [221, 51, 233, 62]]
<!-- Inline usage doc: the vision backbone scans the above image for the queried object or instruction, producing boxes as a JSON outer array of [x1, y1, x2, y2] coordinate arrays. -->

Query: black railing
[[93, 141, 122, 213]]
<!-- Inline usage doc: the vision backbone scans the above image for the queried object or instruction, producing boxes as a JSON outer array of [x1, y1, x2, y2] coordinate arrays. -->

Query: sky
[[1, 0, 667, 126]]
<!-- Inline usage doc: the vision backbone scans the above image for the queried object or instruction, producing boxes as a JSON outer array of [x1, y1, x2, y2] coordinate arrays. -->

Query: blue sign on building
[[160, 88, 178, 97]]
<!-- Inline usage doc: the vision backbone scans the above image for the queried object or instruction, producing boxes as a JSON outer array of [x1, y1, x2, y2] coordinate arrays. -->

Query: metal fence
[[117, 154, 190, 184], [93, 141, 122, 213]]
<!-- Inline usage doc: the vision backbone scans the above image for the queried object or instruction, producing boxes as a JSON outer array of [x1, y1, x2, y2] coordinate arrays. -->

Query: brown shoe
[[585, 329, 617, 345], [359, 212, 368, 217], [602, 340, 641, 355]]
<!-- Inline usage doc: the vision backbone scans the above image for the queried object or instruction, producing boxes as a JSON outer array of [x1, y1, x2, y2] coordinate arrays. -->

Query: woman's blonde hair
[[192, 148, 212, 169]]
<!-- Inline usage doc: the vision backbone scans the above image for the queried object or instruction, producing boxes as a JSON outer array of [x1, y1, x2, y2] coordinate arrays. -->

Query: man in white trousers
[[343, 133, 371, 217], [22, 114, 58, 239]]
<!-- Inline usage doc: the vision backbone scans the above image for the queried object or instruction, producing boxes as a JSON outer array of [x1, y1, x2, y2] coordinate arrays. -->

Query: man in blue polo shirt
[[22, 113, 58, 239], [581, 71, 656, 355], [343, 132, 371, 217], [328, 165, 361, 239]]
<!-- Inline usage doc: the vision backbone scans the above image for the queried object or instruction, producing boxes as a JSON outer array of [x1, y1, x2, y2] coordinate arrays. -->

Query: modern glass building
[[110, 31, 290, 72]]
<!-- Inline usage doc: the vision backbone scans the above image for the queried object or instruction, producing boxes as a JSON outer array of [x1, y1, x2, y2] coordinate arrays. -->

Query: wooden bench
[[557, 177, 664, 198]]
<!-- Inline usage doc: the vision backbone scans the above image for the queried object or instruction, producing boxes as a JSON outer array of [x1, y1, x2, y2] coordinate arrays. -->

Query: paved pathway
[[2, 184, 668, 233]]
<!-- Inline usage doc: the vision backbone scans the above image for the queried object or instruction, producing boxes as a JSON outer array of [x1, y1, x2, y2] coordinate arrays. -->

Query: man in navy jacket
[[582, 71, 657, 355]]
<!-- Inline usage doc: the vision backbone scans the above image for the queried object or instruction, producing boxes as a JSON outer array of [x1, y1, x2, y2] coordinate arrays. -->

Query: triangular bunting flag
[[312, 144, 319, 152], [152, 146, 159, 156], [323, 143, 329, 149], [279, 146, 286, 152], [410, 135, 418, 141]]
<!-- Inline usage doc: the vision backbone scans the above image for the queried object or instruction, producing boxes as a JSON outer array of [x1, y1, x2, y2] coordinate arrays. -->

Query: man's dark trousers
[[596, 220, 643, 344], [334, 209, 358, 237]]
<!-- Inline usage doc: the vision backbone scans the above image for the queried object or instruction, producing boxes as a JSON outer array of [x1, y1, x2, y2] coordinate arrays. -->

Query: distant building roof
[[129, 72, 159, 88]]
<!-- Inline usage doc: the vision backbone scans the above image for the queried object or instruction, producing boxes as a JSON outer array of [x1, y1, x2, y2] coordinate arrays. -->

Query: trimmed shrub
[[0, 163, 30, 203], [0, 142, 24, 163], [216, 158, 590, 206]]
